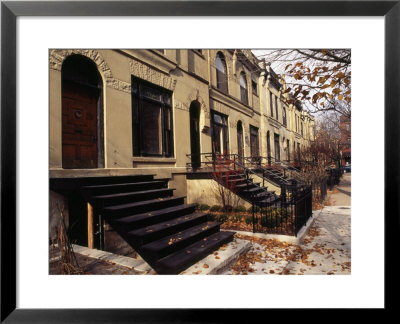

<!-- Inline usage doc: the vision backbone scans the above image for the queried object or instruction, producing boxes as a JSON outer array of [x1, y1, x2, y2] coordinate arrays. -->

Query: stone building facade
[[49, 49, 314, 252]]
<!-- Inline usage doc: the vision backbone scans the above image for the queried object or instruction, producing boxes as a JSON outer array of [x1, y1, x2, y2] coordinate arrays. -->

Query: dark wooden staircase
[[214, 168, 280, 207], [80, 175, 235, 274]]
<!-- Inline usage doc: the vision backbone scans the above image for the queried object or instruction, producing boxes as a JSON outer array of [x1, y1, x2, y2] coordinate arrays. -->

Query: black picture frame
[[1, 0, 398, 322]]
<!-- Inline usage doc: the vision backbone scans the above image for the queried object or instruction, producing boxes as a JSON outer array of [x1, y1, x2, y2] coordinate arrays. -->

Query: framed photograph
[[1, 0, 398, 322]]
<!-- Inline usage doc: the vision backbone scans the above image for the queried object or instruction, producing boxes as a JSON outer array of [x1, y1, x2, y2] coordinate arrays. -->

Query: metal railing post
[[252, 202, 255, 233]]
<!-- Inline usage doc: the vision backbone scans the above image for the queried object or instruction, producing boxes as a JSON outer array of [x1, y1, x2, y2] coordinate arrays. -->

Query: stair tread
[[92, 188, 174, 199], [155, 231, 235, 274], [103, 196, 186, 212], [113, 203, 197, 225], [141, 221, 220, 252], [128, 212, 208, 238], [242, 187, 264, 192], [82, 180, 167, 189]]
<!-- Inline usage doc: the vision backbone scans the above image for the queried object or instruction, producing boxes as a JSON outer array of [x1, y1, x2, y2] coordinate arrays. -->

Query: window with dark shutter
[[131, 77, 173, 157]]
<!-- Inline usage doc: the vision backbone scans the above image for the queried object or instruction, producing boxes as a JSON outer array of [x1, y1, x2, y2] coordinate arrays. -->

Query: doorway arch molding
[[186, 91, 208, 127], [49, 49, 130, 93]]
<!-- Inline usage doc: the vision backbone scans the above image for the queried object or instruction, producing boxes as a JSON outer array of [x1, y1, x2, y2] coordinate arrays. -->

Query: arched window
[[240, 72, 248, 105], [216, 52, 228, 93]]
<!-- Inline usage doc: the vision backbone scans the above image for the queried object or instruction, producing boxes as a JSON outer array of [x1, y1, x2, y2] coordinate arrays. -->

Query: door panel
[[62, 82, 98, 169]]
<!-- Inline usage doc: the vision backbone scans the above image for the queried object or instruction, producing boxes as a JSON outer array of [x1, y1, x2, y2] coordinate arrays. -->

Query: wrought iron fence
[[186, 153, 314, 237]]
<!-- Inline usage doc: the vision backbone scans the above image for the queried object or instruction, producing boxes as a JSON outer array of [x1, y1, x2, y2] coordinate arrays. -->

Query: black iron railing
[[186, 153, 313, 236]]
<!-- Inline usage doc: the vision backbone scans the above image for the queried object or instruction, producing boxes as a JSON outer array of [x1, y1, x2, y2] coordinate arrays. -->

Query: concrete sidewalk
[[328, 173, 351, 206]]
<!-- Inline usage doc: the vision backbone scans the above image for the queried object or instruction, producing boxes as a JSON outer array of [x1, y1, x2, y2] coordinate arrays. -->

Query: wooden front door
[[62, 81, 98, 169]]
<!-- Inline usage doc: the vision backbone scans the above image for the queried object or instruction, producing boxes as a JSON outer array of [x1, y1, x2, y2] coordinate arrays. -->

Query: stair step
[[111, 203, 197, 230], [102, 196, 185, 217], [154, 231, 235, 274], [127, 212, 208, 245], [79, 174, 155, 186], [242, 186, 264, 193], [91, 188, 175, 207], [258, 195, 280, 205], [140, 221, 221, 262], [235, 182, 257, 189], [82, 180, 168, 194]]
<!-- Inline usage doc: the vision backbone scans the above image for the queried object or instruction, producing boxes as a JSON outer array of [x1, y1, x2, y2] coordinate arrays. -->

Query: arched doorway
[[189, 101, 201, 169], [61, 55, 103, 169], [237, 121, 244, 163]]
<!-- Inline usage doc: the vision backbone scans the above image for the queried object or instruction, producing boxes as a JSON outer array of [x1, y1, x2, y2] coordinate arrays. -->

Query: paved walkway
[[223, 173, 351, 275], [327, 173, 351, 206]]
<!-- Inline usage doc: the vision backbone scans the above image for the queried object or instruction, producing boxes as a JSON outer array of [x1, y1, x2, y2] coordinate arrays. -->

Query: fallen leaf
[[203, 264, 209, 268]]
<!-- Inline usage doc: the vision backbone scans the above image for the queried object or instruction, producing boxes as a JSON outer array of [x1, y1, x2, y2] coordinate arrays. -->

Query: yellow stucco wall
[[49, 48, 314, 186]]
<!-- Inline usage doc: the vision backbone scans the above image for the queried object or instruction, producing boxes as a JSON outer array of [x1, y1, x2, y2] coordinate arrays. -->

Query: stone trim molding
[[49, 49, 131, 93], [129, 60, 177, 91]]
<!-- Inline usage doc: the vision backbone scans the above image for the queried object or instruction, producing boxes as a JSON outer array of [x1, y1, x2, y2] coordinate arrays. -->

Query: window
[[211, 111, 229, 156], [269, 92, 274, 117], [250, 126, 259, 159], [240, 72, 248, 105], [132, 77, 173, 157], [216, 52, 228, 93], [274, 133, 280, 162], [301, 122, 304, 136], [275, 96, 279, 120], [251, 80, 258, 95], [283, 107, 287, 127]]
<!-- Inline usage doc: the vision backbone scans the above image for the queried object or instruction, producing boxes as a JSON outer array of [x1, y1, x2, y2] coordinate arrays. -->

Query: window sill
[[132, 157, 176, 163]]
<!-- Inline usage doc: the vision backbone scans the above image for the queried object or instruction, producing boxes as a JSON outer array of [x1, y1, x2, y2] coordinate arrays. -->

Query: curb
[[72, 244, 153, 273]]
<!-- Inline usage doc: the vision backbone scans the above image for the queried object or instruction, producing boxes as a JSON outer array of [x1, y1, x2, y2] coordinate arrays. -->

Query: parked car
[[343, 164, 351, 173]]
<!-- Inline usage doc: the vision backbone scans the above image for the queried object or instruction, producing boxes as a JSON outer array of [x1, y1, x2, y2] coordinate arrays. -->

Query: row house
[[49, 49, 314, 254]]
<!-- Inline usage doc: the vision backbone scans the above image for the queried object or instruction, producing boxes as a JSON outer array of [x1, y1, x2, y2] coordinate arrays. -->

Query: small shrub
[[247, 205, 261, 213], [210, 205, 222, 212], [198, 204, 210, 211], [245, 215, 254, 224], [230, 213, 243, 223], [217, 214, 228, 222], [223, 205, 233, 213], [233, 205, 246, 213]]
